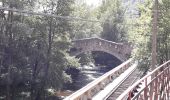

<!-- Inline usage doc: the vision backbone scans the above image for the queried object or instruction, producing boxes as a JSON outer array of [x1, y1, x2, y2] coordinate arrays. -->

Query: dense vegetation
[[128, 0, 170, 70], [99, 0, 127, 42], [0, 0, 170, 99], [0, 0, 79, 99]]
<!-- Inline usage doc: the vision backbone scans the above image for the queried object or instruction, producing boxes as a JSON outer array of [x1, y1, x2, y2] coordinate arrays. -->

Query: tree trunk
[[31, 59, 39, 100], [36, 17, 53, 100], [6, 8, 13, 100]]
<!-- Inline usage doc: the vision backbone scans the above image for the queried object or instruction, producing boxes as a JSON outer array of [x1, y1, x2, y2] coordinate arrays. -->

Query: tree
[[99, 0, 127, 42], [0, 0, 80, 100], [0, 0, 37, 99], [71, 1, 102, 39], [127, 0, 153, 70], [157, 0, 170, 63], [128, 0, 170, 70]]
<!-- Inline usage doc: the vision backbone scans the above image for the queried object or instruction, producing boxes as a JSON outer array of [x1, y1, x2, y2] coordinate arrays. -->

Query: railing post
[[165, 68, 169, 100], [128, 91, 132, 100], [144, 78, 148, 99], [162, 70, 165, 100], [167, 66, 170, 100], [150, 81, 153, 100], [158, 73, 161, 99], [159, 72, 163, 100], [154, 72, 158, 100]]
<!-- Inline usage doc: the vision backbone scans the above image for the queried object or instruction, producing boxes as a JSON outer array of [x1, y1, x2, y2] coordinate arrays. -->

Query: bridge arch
[[70, 38, 132, 62]]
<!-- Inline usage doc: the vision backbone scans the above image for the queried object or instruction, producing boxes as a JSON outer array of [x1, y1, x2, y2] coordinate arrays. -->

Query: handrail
[[117, 60, 170, 100], [64, 58, 133, 100]]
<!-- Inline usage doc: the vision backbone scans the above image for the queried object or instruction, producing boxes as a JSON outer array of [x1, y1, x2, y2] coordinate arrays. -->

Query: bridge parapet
[[71, 38, 132, 61], [117, 60, 170, 100]]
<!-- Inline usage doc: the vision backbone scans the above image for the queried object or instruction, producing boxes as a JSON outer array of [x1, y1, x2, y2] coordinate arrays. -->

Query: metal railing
[[117, 60, 170, 100], [64, 59, 133, 100]]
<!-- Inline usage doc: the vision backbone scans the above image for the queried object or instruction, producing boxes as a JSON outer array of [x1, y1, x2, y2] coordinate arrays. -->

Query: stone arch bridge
[[70, 38, 132, 62]]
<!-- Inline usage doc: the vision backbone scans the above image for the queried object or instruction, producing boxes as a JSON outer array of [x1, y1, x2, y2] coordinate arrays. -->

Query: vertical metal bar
[[149, 82, 152, 100], [162, 70, 165, 100], [128, 91, 131, 100], [165, 69, 168, 100], [144, 78, 148, 99], [158, 73, 161, 98], [154, 71, 158, 100], [159, 73, 163, 100], [167, 67, 170, 100]]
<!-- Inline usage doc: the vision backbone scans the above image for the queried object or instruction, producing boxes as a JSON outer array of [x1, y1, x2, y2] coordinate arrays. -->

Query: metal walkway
[[92, 63, 139, 100], [106, 68, 142, 100]]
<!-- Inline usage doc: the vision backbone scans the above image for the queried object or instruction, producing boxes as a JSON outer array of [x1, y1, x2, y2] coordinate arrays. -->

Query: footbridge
[[70, 38, 132, 62], [64, 59, 170, 100]]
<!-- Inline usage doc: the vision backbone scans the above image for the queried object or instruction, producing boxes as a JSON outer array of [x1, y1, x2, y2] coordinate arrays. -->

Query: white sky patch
[[85, 0, 102, 6]]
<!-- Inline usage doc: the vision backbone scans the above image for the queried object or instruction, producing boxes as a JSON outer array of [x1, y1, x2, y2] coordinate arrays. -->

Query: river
[[58, 63, 118, 99], [57, 52, 122, 99]]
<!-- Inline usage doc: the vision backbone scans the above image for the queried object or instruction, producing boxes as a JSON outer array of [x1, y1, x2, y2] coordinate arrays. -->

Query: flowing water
[[69, 64, 115, 90], [59, 63, 118, 99]]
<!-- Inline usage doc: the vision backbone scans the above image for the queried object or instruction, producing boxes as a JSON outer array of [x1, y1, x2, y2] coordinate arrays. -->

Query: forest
[[0, 0, 170, 100]]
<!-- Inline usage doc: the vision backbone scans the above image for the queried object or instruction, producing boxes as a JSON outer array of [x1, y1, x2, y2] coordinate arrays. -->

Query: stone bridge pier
[[70, 38, 132, 62]]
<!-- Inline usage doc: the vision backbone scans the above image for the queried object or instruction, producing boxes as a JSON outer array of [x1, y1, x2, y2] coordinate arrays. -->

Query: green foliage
[[99, 0, 127, 42], [77, 52, 94, 65], [71, 2, 102, 39], [128, 0, 170, 70], [157, 0, 170, 63], [127, 0, 153, 70], [0, 0, 80, 99], [70, 1, 102, 66]]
